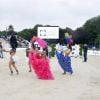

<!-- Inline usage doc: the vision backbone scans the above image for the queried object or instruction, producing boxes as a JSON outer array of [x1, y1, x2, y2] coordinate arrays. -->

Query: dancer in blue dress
[[56, 44, 73, 75]]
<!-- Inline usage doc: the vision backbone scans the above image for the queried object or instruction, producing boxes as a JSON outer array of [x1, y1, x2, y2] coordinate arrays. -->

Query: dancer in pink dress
[[29, 43, 54, 80]]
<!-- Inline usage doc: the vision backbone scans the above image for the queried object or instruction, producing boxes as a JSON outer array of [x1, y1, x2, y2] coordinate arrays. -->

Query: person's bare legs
[[12, 62, 19, 75], [28, 61, 32, 72], [9, 61, 13, 75]]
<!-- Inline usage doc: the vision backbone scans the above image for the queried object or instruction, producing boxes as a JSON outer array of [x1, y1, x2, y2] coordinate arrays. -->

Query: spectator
[[0, 42, 3, 58], [83, 44, 88, 62]]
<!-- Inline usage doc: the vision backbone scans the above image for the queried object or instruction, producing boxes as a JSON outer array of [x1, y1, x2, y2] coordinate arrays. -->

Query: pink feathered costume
[[29, 50, 54, 80]]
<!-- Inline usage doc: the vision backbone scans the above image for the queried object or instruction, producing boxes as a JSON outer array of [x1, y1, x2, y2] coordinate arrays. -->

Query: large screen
[[38, 27, 59, 39]]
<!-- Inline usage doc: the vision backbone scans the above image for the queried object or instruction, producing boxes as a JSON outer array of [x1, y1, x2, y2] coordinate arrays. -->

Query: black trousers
[[83, 51, 87, 62]]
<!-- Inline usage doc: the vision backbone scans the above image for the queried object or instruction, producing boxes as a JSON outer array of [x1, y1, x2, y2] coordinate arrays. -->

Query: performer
[[4, 49, 19, 75], [26, 47, 32, 72], [10, 34, 18, 50], [29, 42, 54, 80], [56, 44, 73, 75], [26, 42, 33, 72]]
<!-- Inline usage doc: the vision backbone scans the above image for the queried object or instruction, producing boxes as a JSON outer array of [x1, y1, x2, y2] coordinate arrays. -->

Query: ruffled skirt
[[29, 52, 54, 80]]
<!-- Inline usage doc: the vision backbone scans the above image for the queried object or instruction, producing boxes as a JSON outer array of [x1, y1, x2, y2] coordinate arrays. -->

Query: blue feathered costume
[[55, 51, 73, 74]]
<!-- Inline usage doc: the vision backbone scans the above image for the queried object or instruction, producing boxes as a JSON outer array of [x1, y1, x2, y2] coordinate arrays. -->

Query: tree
[[18, 29, 33, 41], [0, 31, 6, 36], [7, 25, 17, 35], [19, 24, 43, 41], [8, 25, 14, 32], [65, 27, 74, 34], [59, 28, 66, 44], [7, 25, 14, 35], [83, 15, 100, 43], [73, 27, 90, 44], [32, 24, 43, 36]]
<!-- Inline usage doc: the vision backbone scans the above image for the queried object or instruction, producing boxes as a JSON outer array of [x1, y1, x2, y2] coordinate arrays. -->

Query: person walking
[[83, 44, 88, 62]]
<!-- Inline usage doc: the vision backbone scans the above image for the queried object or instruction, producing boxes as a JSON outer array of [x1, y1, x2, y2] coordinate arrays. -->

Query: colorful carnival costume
[[29, 49, 54, 80], [55, 50, 73, 74]]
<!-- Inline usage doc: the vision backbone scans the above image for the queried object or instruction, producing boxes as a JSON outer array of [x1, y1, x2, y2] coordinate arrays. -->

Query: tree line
[[0, 15, 100, 45]]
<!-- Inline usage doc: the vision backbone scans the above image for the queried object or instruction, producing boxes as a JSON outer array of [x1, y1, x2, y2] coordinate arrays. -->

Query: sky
[[0, 0, 100, 31]]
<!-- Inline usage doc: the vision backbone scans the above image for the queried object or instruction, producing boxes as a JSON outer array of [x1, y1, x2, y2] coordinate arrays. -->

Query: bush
[[50, 44, 56, 57]]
